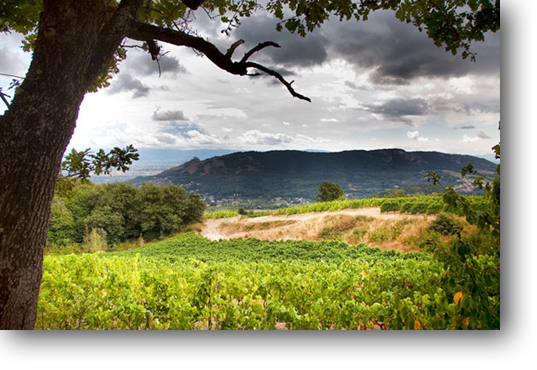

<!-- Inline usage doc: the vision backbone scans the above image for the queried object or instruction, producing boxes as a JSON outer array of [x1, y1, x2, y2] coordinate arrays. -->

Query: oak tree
[[316, 181, 344, 202], [0, 0, 499, 329]]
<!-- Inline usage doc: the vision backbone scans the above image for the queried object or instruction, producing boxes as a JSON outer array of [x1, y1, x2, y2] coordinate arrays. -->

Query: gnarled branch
[[240, 41, 280, 63], [127, 22, 311, 102], [245, 62, 311, 102], [226, 39, 245, 58]]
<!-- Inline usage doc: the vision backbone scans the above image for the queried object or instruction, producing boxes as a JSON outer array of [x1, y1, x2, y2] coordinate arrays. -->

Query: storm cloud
[[232, 15, 329, 67], [218, 10, 499, 86], [325, 11, 500, 85]]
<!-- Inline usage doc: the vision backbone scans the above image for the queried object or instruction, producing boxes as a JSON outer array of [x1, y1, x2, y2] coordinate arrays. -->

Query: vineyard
[[205, 196, 488, 219], [37, 232, 499, 330]]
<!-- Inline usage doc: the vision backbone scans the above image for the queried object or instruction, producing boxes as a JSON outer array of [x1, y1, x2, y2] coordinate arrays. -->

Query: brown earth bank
[[200, 207, 473, 253]]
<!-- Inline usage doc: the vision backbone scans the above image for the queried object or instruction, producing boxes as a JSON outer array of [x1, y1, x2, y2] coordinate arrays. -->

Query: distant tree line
[[47, 182, 206, 251]]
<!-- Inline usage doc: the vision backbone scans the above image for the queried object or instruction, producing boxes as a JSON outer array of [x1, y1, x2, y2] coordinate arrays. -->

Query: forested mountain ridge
[[129, 149, 496, 206]]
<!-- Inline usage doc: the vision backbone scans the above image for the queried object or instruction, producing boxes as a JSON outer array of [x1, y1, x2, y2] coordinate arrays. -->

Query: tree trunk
[[0, 0, 124, 329]]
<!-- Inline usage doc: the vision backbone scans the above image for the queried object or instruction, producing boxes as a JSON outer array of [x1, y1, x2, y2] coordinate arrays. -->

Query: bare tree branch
[[0, 91, 10, 108], [181, 0, 207, 10], [226, 39, 245, 58], [240, 41, 280, 63], [127, 22, 311, 102], [245, 62, 312, 102]]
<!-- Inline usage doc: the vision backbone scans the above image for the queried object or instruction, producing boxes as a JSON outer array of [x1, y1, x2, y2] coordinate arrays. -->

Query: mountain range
[[128, 149, 496, 208]]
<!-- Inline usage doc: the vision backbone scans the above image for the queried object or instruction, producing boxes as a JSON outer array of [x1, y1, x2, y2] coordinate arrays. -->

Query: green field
[[37, 232, 499, 330]]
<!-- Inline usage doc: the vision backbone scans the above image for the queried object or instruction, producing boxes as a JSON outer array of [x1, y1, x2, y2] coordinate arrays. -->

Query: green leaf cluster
[[422, 141, 500, 329], [61, 145, 139, 181], [266, 0, 499, 60]]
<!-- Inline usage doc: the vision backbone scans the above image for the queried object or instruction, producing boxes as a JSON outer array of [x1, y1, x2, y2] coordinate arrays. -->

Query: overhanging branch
[[245, 62, 311, 102], [127, 22, 311, 102]]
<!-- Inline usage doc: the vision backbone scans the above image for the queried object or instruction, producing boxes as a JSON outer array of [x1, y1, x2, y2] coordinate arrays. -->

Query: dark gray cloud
[[213, 10, 499, 86], [366, 98, 429, 118], [476, 130, 492, 139], [108, 73, 150, 98], [232, 15, 329, 67], [324, 11, 500, 85], [152, 109, 188, 121], [454, 125, 476, 130], [129, 53, 187, 76]]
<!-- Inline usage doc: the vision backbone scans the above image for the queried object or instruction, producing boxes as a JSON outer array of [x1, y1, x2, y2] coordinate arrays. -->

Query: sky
[[0, 6, 500, 160]]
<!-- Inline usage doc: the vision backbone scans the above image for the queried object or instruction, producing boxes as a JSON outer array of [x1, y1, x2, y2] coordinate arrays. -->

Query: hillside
[[129, 149, 496, 207]]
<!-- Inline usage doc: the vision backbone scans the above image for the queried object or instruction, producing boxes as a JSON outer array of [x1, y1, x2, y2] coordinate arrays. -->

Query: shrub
[[368, 227, 389, 243], [428, 212, 462, 235], [409, 202, 429, 214], [380, 200, 400, 213], [426, 202, 445, 214], [400, 202, 413, 214]]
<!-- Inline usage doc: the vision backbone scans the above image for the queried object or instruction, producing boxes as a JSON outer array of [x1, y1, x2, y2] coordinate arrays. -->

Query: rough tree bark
[[0, 0, 307, 329], [0, 0, 136, 330]]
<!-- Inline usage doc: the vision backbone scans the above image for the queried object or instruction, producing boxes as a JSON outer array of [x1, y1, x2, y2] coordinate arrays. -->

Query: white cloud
[[295, 134, 330, 144], [185, 130, 220, 145], [237, 130, 293, 145], [407, 131, 429, 142], [236, 130, 328, 146], [283, 121, 291, 126], [321, 118, 339, 122], [462, 135, 480, 143]]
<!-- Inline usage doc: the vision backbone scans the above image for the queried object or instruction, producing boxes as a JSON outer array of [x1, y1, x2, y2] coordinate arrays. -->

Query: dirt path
[[201, 207, 431, 244]]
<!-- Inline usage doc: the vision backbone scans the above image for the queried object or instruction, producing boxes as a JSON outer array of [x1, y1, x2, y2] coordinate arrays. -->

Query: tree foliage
[[1, 0, 500, 97], [47, 182, 206, 249], [315, 181, 345, 202], [424, 140, 500, 329], [61, 145, 139, 180]]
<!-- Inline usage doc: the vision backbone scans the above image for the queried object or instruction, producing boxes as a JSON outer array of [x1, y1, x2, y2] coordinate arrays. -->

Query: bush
[[368, 227, 389, 243], [426, 202, 445, 214], [400, 202, 413, 214], [409, 202, 429, 214], [428, 213, 462, 235], [380, 200, 400, 213]]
